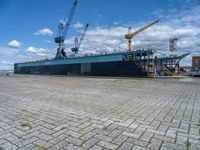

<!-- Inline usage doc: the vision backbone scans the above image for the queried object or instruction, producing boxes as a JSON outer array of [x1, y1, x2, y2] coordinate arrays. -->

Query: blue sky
[[0, 0, 200, 70]]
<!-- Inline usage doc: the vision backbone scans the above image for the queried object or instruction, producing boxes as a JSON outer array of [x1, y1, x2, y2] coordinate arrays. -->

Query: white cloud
[[25, 46, 55, 60], [0, 46, 22, 70], [34, 28, 53, 36], [8, 40, 21, 48], [0, 46, 56, 70], [73, 21, 84, 29], [0, 60, 13, 65], [26, 46, 49, 53]]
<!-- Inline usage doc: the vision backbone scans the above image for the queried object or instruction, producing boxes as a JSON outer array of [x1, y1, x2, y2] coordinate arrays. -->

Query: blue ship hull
[[14, 51, 153, 77], [14, 61, 147, 77]]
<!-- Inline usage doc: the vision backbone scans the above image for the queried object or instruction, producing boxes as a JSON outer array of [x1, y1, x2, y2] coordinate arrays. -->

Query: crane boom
[[71, 24, 89, 54], [125, 19, 160, 52], [55, 0, 78, 45], [63, 0, 78, 40], [78, 24, 89, 48], [131, 19, 159, 37], [55, 0, 78, 59]]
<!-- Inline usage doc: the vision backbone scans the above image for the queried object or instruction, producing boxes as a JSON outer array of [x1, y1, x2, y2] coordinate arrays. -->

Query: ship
[[14, 0, 190, 77], [14, 50, 153, 77]]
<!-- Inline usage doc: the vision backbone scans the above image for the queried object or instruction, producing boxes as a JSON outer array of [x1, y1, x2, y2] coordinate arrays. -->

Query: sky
[[0, 0, 200, 70]]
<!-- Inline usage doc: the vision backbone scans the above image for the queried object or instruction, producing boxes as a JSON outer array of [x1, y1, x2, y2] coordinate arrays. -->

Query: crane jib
[[131, 19, 159, 37], [55, 0, 78, 44]]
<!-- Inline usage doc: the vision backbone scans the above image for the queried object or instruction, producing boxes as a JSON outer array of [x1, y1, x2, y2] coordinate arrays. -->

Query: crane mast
[[71, 24, 89, 54], [125, 19, 160, 52], [55, 0, 78, 59]]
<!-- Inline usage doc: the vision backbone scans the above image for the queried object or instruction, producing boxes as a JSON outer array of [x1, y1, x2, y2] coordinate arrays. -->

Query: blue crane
[[55, 0, 78, 59], [71, 24, 89, 54]]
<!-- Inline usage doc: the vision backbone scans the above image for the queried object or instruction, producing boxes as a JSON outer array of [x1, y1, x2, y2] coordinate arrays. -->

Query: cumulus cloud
[[0, 46, 22, 70], [34, 28, 53, 36], [0, 60, 13, 65], [26, 46, 48, 53], [0, 45, 56, 70], [8, 40, 21, 48], [73, 21, 84, 29], [25, 46, 55, 60]]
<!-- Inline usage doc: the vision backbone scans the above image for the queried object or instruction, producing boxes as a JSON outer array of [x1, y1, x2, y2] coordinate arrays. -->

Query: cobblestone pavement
[[0, 76, 200, 150]]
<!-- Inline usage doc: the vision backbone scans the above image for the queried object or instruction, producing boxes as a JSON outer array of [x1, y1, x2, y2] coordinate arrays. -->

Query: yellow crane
[[125, 19, 160, 52]]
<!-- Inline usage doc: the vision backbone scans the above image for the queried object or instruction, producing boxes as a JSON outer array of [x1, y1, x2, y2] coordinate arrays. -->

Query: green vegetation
[[199, 129, 200, 140], [184, 141, 191, 150], [21, 123, 32, 129], [61, 127, 66, 130], [41, 145, 46, 150], [196, 119, 200, 126]]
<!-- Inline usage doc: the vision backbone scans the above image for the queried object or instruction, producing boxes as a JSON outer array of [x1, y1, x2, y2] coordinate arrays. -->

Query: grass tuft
[[196, 119, 200, 126], [21, 123, 32, 129], [184, 141, 191, 150], [41, 145, 46, 150]]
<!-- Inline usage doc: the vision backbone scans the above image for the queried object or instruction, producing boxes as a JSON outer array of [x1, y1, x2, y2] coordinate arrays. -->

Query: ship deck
[[15, 50, 154, 67]]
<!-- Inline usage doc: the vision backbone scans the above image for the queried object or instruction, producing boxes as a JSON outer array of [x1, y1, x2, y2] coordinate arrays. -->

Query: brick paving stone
[[48, 141, 68, 150], [33, 139, 53, 148], [0, 142, 18, 150], [40, 127, 55, 135], [36, 133, 53, 141], [82, 137, 99, 149], [154, 134, 175, 143], [80, 126, 95, 134], [108, 129, 121, 138], [66, 130, 82, 138], [132, 145, 151, 150], [140, 131, 154, 142], [97, 141, 118, 149], [0, 133, 12, 139], [118, 142, 134, 150], [16, 136, 38, 148], [122, 131, 140, 139], [80, 131, 96, 140], [95, 134, 113, 142], [64, 143, 85, 150], [0, 139, 7, 145], [129, 122, 139, 129], [52, 129, 68, 137], [53, 124, 69, 132], [65, 137, 84, 146], [19, 143, 35, 150], [160, 146, 174, 150], [111, 134, 128, 145], [21, 131, 40, 139], [147, 138, 162, 150], [90, 145, 103, 150], [6, 134, 21, 144], [79, 122, 92, 129], [48, 134, 68, 144], [127, 137, 149, 147]]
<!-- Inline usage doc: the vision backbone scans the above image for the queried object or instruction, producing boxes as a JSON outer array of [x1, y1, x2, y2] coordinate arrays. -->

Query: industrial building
[[192, 56, 200, 70]]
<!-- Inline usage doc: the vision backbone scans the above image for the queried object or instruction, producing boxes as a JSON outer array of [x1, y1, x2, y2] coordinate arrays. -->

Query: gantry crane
[[71, 24, 89, 54], [55, 0, 78, 59], [125, 19, 160, 52]]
